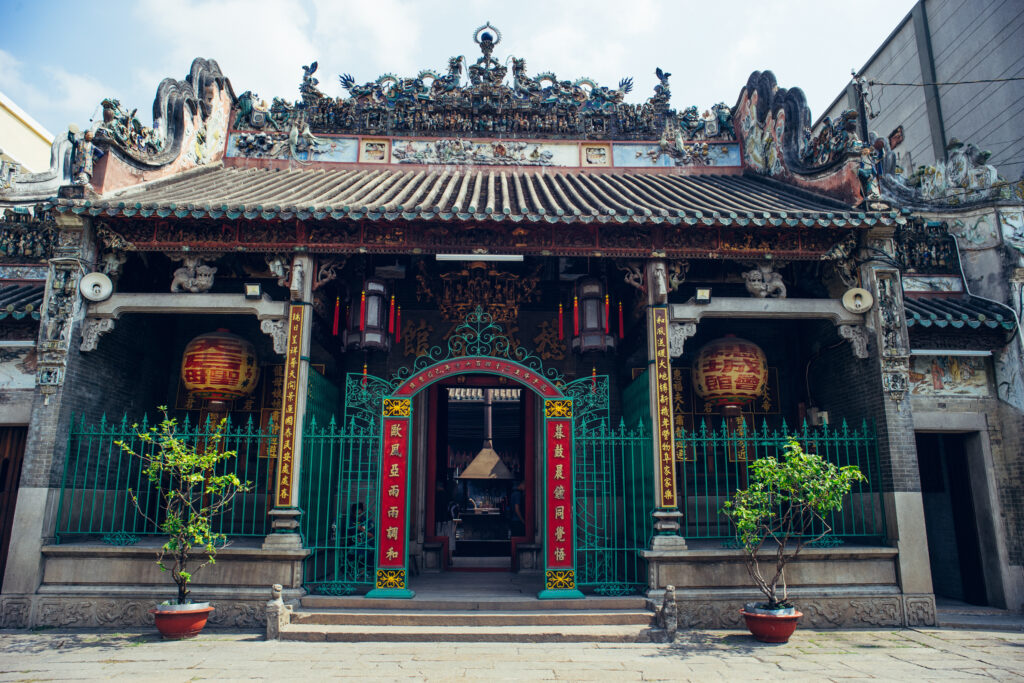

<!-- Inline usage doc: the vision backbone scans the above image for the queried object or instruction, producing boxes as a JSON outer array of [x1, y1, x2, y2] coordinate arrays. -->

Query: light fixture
[[244, 282, 262, 299], [571, 277, 615, 353], [695, 288, 712, 304], [343, 278, 391, 351]]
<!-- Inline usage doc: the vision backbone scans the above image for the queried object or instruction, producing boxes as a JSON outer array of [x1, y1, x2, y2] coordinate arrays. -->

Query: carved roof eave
[[48, 197, 896, 230]]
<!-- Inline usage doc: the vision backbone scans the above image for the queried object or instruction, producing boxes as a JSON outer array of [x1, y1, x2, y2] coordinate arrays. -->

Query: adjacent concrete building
[[818, 0, 1024, 182]]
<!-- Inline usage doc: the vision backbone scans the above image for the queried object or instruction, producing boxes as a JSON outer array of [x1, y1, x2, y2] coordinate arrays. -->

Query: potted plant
[[722, 438, 864, 643], [117, 407, 251, 639]]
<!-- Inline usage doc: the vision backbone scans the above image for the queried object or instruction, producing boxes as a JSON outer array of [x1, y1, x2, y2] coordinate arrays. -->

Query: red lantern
[[692, 335, 767, 410], [181, 330, 260, 404]]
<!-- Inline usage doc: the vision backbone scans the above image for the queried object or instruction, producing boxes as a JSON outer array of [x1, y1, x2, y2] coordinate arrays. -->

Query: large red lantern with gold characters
[[180, 329, 260, 404], [692, 335, 767, 410]]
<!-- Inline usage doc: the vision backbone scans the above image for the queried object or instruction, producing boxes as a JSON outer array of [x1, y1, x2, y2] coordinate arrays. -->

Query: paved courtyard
[[0, 627, 1022, 681]]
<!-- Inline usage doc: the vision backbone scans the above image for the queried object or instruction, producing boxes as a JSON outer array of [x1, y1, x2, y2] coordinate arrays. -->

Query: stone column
[[644, 260, 686, 549], [861, 233, 936, 626], [1, 212, 90, 626], [264, 254, 313, 550]]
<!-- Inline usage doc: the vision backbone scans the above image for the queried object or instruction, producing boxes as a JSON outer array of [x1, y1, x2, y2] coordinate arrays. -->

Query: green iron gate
[[299, 371, 388, 594], [568, 375, 654, 595], [574, 418, 653, 595]]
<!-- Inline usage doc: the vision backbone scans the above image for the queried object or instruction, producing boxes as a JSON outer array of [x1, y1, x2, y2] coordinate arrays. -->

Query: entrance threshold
[[450, 556, 512, 571]]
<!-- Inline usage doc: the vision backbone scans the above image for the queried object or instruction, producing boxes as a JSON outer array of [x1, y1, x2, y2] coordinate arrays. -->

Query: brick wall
[[809, 323, 921, 493]]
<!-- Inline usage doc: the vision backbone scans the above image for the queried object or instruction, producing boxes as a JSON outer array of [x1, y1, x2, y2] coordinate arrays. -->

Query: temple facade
[[1, 24, 1022, 630]]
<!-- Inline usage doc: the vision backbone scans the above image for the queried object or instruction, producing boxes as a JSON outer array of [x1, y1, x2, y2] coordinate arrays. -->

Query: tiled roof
[[0, 283, 43, 320], [905, 295, 1016, 332], [54, 165, 898, 228]]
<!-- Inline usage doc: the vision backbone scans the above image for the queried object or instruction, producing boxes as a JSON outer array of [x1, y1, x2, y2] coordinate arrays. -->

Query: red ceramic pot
[[150, 604, 214, 640], [739, 608, 802, 643]]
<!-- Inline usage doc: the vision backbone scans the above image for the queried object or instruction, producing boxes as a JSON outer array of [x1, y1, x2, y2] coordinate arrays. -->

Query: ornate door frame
[[365, 307, 584, 600]]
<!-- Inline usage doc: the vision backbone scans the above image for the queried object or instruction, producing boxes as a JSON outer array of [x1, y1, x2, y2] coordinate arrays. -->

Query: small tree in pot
[[722, 438, 864, 642], [116, 407, 251, 638]]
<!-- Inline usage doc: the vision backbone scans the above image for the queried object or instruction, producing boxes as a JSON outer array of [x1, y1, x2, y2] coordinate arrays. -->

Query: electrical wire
[[868, 77, 1024, 87]]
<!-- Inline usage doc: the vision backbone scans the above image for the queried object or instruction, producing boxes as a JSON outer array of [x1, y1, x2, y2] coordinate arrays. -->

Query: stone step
[[279, 623, 659, 643], [937, 612, 1024, 631], [300, 595, 647, 611], [289, 608, 654, 627]]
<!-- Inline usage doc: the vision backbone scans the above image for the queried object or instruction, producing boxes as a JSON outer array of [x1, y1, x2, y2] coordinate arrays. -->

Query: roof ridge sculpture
[[232, 22, 736, 144]]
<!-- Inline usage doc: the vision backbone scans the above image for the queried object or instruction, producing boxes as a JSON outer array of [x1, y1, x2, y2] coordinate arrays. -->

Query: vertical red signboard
[[539, 399, 583, 599], [651, 307, 677, 509], [368, 398, 414, 598]]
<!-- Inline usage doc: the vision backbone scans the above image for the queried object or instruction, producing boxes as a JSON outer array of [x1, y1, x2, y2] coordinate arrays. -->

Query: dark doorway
[[426, 380, 534, 570], [916, 432, 988, 605], [0, 426, 27, 592]]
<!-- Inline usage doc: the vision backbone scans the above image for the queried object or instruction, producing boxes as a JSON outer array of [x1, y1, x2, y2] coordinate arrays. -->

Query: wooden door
[[0, 426, 27, 591]]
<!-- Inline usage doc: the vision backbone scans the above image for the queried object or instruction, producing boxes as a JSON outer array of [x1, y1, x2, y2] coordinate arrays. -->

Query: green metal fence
[[56, 414, 276, 544], [574, 419, 654, 595], [677, 418, 885, 542], [300, 417, 380, 594]]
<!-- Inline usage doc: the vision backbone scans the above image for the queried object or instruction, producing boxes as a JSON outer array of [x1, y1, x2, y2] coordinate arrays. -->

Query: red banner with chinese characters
[[545, 418, 574, 569], [377, 415, 410, 569], [274, 304, 304, 507], [393, 357, 561, 398], [652, 307, 677, 508]]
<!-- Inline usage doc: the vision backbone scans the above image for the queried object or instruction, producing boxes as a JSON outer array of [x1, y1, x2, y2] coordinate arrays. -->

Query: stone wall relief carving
[[999, 210, 1024, 265], [668, 322, 697, 359], [874, 270, 910, 401], [38, 254, 83, 396], [260, 319, 289, 355], [169, 255, 218, 293], [0, 596, 266, 629], [80, 318, 115, 352], [838, 324, 870, 359], [741, 261, 787, 298]]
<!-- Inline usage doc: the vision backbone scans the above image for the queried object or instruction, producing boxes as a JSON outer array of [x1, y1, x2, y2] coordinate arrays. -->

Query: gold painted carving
[[383, 398, 412, 417], [417, 261, 541, 322], [376, 569, 406, 589], [545, 569, 576, 590], [545, 400, 572, 418]]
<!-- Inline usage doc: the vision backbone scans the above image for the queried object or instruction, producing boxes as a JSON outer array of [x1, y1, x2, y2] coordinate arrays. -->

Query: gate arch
[[366, 307, 583, 600]]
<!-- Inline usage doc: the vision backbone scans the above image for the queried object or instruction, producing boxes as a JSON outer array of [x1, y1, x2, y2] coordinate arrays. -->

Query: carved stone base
[[646, 588, 932, 629], [0, 591, 296, 630], [903, 593, 937, 626]]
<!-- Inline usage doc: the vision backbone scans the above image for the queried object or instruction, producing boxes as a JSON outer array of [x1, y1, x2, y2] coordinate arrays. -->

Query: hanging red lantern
[[181, 330, 260, 405], [573, 295, 580, 336], [617, 301, 624, 340], [332, 296, 341, 336], [396, 305, 402, 343], [604, 294, 610, 334], [359, 288, 367, 331], [692, 335, 767, 410], [558, 302, 564, 340], [388, 295, 396, 334]]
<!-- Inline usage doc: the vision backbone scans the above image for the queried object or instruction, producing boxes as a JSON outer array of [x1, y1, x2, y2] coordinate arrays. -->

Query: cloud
[[2, 0, 922, 137], [0, 49, 110, 133]]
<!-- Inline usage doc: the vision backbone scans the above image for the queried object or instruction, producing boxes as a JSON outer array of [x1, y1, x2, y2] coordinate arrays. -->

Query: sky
[[0, 0, 920, 139]]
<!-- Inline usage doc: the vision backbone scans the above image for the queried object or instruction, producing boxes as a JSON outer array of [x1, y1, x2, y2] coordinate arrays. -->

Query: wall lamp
[[244, 282, 262, 299], [695, 288, 712, 304]]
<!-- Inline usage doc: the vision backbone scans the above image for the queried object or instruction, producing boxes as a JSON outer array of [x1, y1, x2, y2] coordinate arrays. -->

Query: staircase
[[278, 594, 659, 642]]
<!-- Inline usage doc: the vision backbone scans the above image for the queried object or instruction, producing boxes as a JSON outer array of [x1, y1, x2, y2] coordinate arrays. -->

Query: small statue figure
[[742, 262, 787, 298], [170, 257, 217, 293]]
